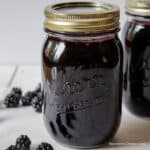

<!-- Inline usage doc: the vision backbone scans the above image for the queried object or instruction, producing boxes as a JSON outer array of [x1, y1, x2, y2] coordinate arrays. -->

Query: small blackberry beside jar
[[42, 1, 123, 148], [123, 0, 150, 118]]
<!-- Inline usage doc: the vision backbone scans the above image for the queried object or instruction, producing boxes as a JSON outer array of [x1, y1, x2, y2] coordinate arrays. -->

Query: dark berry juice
[[123, 18, 150, 117], [42, 34, 123, 148]]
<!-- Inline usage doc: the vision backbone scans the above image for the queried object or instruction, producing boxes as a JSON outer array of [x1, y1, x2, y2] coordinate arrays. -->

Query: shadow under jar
[[123, 0, 150, 118], [42, 1, 123, 148]]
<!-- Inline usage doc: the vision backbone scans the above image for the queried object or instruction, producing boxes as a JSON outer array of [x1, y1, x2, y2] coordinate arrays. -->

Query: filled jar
[[42, 1, 123, 148], [123, 0, 150, 118]]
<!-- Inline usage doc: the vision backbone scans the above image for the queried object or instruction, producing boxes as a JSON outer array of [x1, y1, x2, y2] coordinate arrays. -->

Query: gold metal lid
[[44, 1, 120, 33], [126, 0, 150, 17]]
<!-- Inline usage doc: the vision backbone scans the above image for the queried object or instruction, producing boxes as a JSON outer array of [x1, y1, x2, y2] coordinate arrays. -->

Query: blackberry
[[5, 145, 18, 150], [4, 93, 20, 108], [37, 92, 43, 101], [16, 135, 31, 150], [12, 87, 22, 97], [21, 92, 36, 106], [20, 96, 31, 106], [26, 91, 36, 98], [32, 93, 43, 113], [36, 142, 53, 150], [35, 83, 41, 93]]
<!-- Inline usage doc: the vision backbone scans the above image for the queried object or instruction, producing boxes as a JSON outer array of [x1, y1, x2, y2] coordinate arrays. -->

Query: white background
[[0, 0, 125, 65]]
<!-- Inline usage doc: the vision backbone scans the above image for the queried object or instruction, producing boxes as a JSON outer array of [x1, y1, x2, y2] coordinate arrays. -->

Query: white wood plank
[[114, 106, 150, 144], [114, 143, 150, 150], [0, 66, 16, 100], [10, 65, 41, 92]]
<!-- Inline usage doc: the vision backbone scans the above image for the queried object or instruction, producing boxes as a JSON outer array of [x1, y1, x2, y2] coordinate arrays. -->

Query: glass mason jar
[[123, 0, 150, 118], [42, 1, 123, 148]]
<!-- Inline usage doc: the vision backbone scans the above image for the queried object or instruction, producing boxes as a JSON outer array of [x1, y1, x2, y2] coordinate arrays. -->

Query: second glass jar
[[123, 0, 150, 118]]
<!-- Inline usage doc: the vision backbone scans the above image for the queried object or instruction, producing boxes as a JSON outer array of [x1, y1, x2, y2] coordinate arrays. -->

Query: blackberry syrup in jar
[[42, 1, 123, 148], [123, 0, 150, 118]]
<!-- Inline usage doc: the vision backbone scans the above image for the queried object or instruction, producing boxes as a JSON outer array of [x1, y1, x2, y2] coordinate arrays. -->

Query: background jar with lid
[[42, 1, 123, 148], [123, 0, 150, 118]]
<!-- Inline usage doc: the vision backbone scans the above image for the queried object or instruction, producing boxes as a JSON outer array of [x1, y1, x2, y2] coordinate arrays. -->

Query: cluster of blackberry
[[6, 135, 31, 150], [6, 135, 53, 150], [4, 84, 43, 113]]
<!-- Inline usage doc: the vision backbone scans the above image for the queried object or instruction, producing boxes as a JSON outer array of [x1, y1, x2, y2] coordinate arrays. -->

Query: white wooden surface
[[0, 66, 16, 100], [0, 66, 150, 150]]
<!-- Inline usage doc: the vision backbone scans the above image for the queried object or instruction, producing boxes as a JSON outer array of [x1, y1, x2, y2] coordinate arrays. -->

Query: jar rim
[[44, 1, 120, 33], [126, 0, 150, 17]]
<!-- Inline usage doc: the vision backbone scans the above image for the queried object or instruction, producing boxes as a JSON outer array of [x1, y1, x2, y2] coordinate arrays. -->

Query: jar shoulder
[[42, 36, 122, 68], [124, 20, 150, 43]]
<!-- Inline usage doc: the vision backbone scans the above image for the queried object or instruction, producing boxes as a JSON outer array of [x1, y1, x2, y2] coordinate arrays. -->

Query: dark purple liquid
[[124, 19, 150, 117], [42, 34, 123, 148]]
